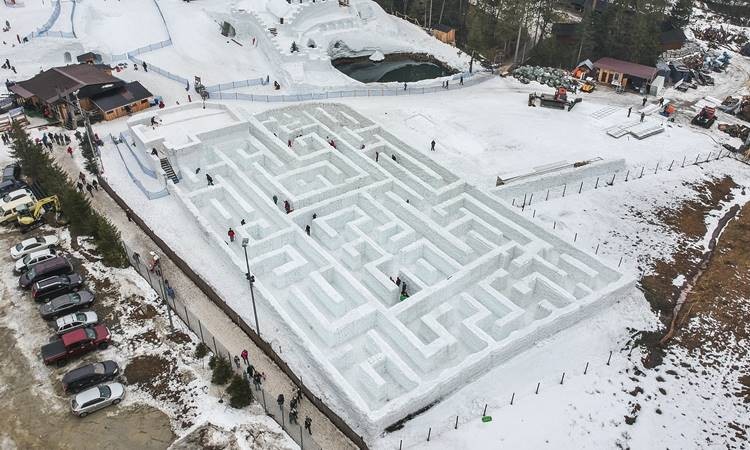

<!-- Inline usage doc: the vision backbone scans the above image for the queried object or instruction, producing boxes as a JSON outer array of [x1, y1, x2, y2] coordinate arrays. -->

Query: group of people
[[76, 171, 99, 196], [1, 58, 16, 74], [236, 348, 314, 434]]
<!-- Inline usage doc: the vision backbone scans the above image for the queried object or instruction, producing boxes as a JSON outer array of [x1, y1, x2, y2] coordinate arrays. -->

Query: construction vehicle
[[15, 195, 67, 233], [580, 80, 596, 93], [528, 87, 583, 111], [691, 106, 717, 128]]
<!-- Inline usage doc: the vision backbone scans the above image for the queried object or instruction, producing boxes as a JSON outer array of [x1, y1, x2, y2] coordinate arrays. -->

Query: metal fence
[[208, 72, 491, 102], [129, 53, 190, 86], [123, 242, 322, 450]]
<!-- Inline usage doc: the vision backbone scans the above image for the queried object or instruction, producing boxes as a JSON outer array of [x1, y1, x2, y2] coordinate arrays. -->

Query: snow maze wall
[[149, 103, 634, 436]]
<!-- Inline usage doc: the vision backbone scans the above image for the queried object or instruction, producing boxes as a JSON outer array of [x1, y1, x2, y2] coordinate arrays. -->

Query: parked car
[[0, 188, 35, 210], [0, 179, 25, 197], [31, 273, 83, 302], [41, 325, 111, 366], [71, 382, 125, 417], [62, 360, 119, 394], [0, 194, 35, 224], [55, 311, 98, 335], [1, 163, 20, 183], [13, 248, 57, 274], [19, 256, 72, 289], [39, 290, 95, 320], [10, 235, 59, 259]]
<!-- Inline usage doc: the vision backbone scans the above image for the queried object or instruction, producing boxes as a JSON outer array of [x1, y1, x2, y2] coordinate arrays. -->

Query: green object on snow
[[481, 416, 492, 423]]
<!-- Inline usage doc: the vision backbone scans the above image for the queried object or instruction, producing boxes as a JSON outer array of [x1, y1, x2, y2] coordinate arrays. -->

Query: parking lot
[[0, 225, 176, 449]]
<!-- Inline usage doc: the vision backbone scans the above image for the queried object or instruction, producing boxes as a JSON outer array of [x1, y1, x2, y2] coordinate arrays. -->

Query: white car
[[71, 382, 125, 417], [55, 311, 98, 335], [0, 188, 35, 209], [13, 248, 57, 274], [10, 235, 59, 260], [0, 194, 35, 224]]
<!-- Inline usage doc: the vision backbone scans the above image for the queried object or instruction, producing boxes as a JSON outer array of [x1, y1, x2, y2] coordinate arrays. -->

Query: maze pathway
[[160, 103, 633, 430]]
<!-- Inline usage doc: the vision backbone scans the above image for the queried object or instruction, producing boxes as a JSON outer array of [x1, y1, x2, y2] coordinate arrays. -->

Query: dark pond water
[[332, 54, 453, 83]]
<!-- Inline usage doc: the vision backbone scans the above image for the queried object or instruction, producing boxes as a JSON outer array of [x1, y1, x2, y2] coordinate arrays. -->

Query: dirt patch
[[132, 329, 161, 347], [125, 354, 171, 385], [129, 299, 159, 320], [638, 176, 737, 328], [168, 331, 192, 345], [673, 202, 750, 359]]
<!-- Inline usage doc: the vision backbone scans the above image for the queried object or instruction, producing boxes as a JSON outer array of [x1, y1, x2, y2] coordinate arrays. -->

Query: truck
[[41, 325, 111, 366]]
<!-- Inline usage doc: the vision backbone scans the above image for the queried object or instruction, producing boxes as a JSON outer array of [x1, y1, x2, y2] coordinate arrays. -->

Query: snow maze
[[155, 103, 633, 431]]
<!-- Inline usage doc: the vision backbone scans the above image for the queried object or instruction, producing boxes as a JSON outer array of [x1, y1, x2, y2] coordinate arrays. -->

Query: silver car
[[55, 311, 98, 335], [71, 382, 125, 417]]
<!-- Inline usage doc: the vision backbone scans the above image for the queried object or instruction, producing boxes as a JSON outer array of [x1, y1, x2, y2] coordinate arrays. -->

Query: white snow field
[[123, 102, 634, 435]]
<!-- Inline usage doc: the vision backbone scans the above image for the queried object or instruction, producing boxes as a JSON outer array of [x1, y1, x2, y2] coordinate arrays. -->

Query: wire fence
[[503, 149, 737, 208], [123, 241, 323, 450]]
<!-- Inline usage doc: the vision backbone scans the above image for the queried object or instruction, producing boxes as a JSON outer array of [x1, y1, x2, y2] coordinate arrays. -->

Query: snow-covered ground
[[1, 0, 750, 447]]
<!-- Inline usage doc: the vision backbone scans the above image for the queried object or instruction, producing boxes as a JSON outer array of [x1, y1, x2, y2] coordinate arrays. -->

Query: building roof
[[10, 64, 121, 104], [76, 52, 101, 63], [90, 81, 152, 112], [593, 57, 657, 80]]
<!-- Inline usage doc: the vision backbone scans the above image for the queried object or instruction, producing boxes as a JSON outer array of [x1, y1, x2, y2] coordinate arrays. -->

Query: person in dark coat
[[206, 174, 214, 185], [304, 416, 312, 434], [430, 140, 435, 151], [627, 106, 632, 117], [85, 183, 94, 196]]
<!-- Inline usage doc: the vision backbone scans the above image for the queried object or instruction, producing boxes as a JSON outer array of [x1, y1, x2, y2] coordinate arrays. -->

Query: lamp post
[[242, 238, 260, 336]]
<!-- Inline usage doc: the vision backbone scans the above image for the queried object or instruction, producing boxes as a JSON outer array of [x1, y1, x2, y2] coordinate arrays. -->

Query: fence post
[[639, 167, 644, 178], [584, 362, 589, 374], [625, 170, 630, 181], [682, 155, 686, 167], [562, 184, 566, 197], [545, 189, 550, 201], [654, 162, 659, 174], [528, 193, 533, 205], [595, 177, 600, 189], [574, 232, 577, 242], [455, 415, 459, 429], [427, 427, 431, 441], [578, 181, 583, 194], [198, 319, 205, 343], [535, 382, 540, 394], [606, 350, 613, 365], [510, 392, 515, 405], [595, 243, 599, 254], [560, 372, 565, 384], [184, 304, 190, 328]]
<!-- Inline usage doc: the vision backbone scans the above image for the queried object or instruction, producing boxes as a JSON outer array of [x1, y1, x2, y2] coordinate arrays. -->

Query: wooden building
[[593, 57, 657, 91], [431, 25, 456, 45], [8, 64, 151, 125]]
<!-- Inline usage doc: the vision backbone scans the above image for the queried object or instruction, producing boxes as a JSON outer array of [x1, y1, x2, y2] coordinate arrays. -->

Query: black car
[[62, 360, 120, 394], [0, 179, 25, 196], [19, 256, 73, 289], [1, 163, 20, 183], [39, 291, 95, 320], [31, 274, 83, 302]]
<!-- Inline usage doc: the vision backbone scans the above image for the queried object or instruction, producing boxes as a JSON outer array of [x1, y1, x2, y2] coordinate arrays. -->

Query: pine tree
[[92, 213, 128, 267], [80, 132, 99, 175], [226, 374, 252, 408], [669, 0, 693, 29]]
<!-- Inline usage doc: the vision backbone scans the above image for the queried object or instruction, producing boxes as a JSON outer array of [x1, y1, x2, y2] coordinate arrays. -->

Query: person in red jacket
[[228, 228, 236, 242], [66, 146, 73, 157]]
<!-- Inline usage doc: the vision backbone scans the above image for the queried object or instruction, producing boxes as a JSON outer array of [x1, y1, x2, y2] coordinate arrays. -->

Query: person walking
[[79, 172, 86, 183], [627, 106, 632, 117], [640, 112, 645, 123], [289, 407, 298, 424], [642, 97, 647, 106], [142, 61, 148, 72], [253, 372, 262, 389], [403, 82, 407, 91], [91, 179, 99, 191], [241, 349, 249, 365], [305, 225, 310, 236], [228, 228, 236, 242], [76, 181, 84, 192], [85, 183, 94, 196], [272, 194, 278, 205], [246, 364, 255, 379], [284, 200, 291, 214], [206, 174, 214, 186], [66, 146, 73, 157], [430, 140, 435, 151], [233, 355, 241, 369], [304, 416, 312, 435]]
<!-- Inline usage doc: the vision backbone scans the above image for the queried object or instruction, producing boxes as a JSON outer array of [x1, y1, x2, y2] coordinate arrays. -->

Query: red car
[[41, 325, 111, 366]]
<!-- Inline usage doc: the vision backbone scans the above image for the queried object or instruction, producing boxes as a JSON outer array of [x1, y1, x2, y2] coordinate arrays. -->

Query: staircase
[[160, 158, 179, 184]]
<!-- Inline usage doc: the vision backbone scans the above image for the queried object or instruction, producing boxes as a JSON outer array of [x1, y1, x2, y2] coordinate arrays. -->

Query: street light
[[242, 238, 261, 336]]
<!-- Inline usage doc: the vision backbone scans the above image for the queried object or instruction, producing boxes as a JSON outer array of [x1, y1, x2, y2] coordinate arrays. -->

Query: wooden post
[[618, 256, 623, 267], [482, 404, 487, 416], [595, 177, 599, 189], [574, 232, 577, 242], [562, 184, 567, 197], [584, 362, 589, 374], [606, 350, 612, 365], [528, 193, 533, 205], [399, 440, 402, 450], [695, 154, 700, 164], [427, 428, 431, 441], [654, 162, 659, 174], [553, 221, 556, 230], [681, 155, 686, 167], [512, 198, 516, 206], [639, 166, 644, 178], [610, 173, 616, 185], [668, 160, 674, 171], [533, 210, 536, 218], [625, 170, 629, 182], [455, 415, 459, 429], [510, 392, 515, 405], [578, 181, 583, 194], [535, 382, 540, 394], [560, 372, 565, 384], [522, 193, 527, 207], [595, 243, 599, 254], [546, 189, 550, 201]]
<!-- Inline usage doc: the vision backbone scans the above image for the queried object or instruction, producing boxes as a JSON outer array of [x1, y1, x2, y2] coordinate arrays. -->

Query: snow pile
[[369, 50, 384, 62]]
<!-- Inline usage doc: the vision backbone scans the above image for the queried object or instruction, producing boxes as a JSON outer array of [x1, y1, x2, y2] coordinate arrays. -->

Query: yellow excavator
[[16, 195, 67, 233]]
